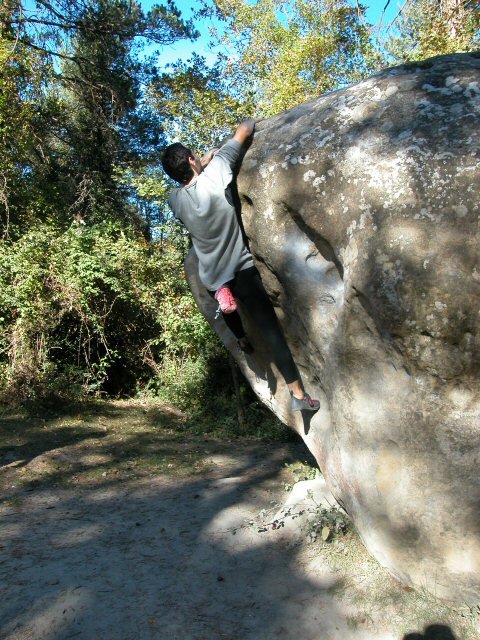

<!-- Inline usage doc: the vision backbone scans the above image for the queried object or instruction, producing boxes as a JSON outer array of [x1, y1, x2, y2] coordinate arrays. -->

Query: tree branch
[[12, 17, 79, 30], [18, 37, 95, 66], [4, 0, 22, 62], [384, 0, 413, 34], [31, 0, 75, 25]]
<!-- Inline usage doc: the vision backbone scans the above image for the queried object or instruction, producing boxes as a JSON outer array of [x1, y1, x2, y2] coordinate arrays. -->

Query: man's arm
[[200, 148, 219, 169], [201, 117, 257, 167], [232, 119, 257, 145], [201, 118, 260, 186]]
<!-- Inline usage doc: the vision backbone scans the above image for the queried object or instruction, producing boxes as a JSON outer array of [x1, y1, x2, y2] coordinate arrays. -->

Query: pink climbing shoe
[[291, 392, 320, 412], [214, 285, 237, 314]]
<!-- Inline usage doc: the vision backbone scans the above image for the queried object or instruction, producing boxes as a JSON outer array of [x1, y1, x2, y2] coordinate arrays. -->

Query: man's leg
[[208, 289, 253, 351], [231, 267, 319, 410], [221, 309, 246, 339], [231, 267, 296, 380]]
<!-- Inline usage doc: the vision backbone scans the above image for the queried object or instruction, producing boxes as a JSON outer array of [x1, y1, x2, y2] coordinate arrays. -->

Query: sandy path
[[0, 442, 402, 640]]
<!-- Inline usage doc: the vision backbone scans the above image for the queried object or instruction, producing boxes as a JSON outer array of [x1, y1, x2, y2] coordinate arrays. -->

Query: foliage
[[0, 0, 198, 235], [0, 0, 219, 410], [1, 0, 478, 414], [0, 220, 212, 401], [384, 0, 480, 63], [54, 1, 175, 224], [302, 500, 350, 543], [148, 53, 252, 153], [200, 0, 382, 116], [7, 0, 198, 60], [152, 225, 214, 359], [148, 338, 291, 440], [234, 488, 350, 541], [0, 30, 52, 236]]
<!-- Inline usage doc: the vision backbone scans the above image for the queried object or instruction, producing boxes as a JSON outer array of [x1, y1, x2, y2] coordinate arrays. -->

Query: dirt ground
[[0, 401, 478, 640]]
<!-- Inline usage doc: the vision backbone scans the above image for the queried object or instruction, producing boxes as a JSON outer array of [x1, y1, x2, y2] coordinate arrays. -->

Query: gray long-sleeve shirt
[[168, 139, 254, 291]]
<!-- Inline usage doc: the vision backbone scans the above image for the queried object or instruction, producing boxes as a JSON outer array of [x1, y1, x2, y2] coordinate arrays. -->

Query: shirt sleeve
[[203, 139, 243, 190], [168, 189, 178, 215]]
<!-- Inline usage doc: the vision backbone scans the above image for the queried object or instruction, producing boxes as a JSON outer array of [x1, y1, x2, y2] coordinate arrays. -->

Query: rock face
[[185, 53, 480, 603]]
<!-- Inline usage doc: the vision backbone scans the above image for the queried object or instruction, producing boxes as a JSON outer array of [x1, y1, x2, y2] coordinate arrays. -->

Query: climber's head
[[161, 143, 201, 185]]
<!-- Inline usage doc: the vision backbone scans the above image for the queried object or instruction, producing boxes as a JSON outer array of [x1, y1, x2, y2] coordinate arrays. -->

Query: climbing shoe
[[291, 392, 320, 412], [238, 337, 254, 355], [214, 285, 237, 314]]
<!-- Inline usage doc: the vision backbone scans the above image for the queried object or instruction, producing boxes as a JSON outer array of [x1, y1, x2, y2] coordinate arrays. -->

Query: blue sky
[[142, 0, 401, 68]]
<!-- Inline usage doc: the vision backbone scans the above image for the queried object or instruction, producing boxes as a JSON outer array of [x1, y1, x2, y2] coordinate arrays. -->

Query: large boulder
[[185, 53, 480, 603]]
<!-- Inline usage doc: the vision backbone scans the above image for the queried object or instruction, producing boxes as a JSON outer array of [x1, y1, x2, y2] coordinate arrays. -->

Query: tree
[[200, 0, 381, 116], [0, 0, 199, 233], [148, 53, 251, 152], [384, 0, 480, 63], [0, 3, 53, 237], [0, 1, 207, 400], [4, 0, 198, 66]]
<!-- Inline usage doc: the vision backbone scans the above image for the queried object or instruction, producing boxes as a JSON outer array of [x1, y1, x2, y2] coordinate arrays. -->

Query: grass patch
[[148, 349, 296, 442], [0, 398, 303, 498], [312, 530, 480, 639], [0, 399, 237, 495]]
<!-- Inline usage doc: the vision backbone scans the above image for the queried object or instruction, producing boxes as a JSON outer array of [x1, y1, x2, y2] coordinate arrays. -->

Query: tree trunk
[[441, 0, 465, 39], [229, 353, 246, 433]]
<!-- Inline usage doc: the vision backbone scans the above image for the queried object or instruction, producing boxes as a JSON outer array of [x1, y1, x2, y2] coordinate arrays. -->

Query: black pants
[[210, 267, 298, 384]]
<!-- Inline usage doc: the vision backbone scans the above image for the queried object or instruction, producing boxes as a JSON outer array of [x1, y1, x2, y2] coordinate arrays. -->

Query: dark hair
[[161, 142, 194, 184]]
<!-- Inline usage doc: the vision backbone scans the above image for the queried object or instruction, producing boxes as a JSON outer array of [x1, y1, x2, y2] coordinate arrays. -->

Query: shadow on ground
[[2, 441, 342, 639], [0, 402, 469, 639], [0, 400, 306, 492], [403, 624, 457, 639]]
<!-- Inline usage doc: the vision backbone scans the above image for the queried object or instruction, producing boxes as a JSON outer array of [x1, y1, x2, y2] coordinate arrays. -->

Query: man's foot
[[238, 336, 254, 354], [291, 392, 320, 412], [215, 285, 237, 314]]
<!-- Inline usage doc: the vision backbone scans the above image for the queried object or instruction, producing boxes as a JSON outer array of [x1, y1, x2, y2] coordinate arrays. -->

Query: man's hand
[[233, 118, 258, 145], [200, 148, 219, 168]]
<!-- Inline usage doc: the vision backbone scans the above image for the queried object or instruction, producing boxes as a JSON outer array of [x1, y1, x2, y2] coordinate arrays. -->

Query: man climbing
[[161, 118, 319, 412]]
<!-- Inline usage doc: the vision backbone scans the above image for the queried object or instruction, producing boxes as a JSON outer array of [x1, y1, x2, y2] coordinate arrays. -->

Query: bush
[[150, 341, 293, 441], [0, 219, 208, 401], [0, 218, 288, 441]]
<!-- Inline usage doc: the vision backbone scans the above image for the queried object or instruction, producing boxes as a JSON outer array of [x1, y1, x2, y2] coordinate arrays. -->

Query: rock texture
[[185, 53, 480, 603]]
